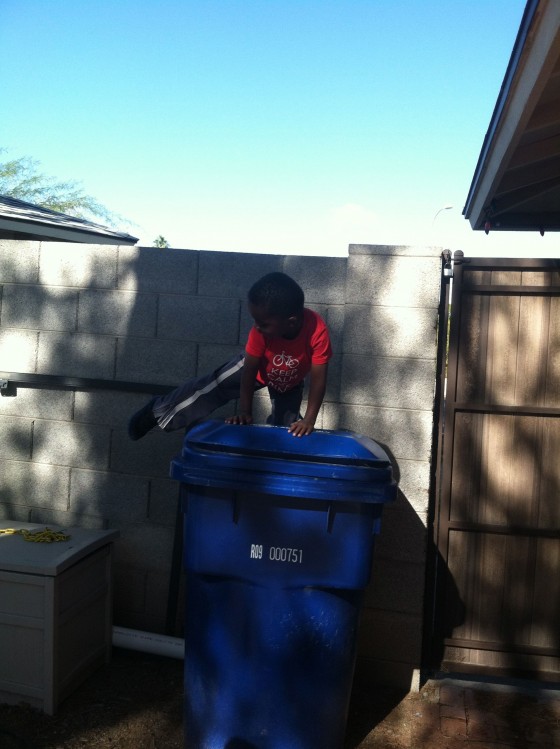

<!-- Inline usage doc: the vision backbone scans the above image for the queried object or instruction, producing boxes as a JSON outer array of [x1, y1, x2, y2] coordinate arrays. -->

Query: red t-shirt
[[245, 308, 332, 393]]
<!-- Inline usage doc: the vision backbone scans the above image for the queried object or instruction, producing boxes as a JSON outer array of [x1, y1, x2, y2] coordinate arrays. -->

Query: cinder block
[[0, 241, 40, 283], [347, 252, 441, 308], [114, 609, 159, 633], [112, 523, 175, 572], [28, 507, 106, 528], [0, 459, 70, 509], [2, 285, 78, 332], [142, 571, 173, 632], [39, 243, 118, 288], [78, 289, 157, 337], [0, 417, 32, 460], [340, 355, 436, 409], [396, 459, 431, 515], [324, 305, 345, 353], [111, 429, 184, 478], [324, 353, 342, 403], [70, 468, 149, 523], [354, 656, 420, 690], [196, 343, 244, 375], [32, 420, 111, 469], [349, 243, 441, 258], [284, 256, 347, 304], [115, 338, 197, 386], [322, 400, 341, 431], [342, 305, 438, 358], [37, 331, 116, 379], [374, 503, 428, 564], [357, 607, 423, 663], [239, 305, 255, 343], [158, 296, 240, 343], [323, 403, 433, 462], [0, 388, 73, 421], [113, 566, 147, 616], [247, 389, 268, 419], [0, 504, 31, 522], [365, 558, 426, 614], [74, 390, 156, 428], [148, 478, 180, 526], [0, 329, 38, 372], [198, 253, 283, 298], [113, 568, 172, 633], [117, 246, 199, 294]]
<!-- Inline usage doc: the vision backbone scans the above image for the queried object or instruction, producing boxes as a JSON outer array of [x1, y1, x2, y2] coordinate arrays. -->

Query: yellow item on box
[[0, 527, 70, 543]]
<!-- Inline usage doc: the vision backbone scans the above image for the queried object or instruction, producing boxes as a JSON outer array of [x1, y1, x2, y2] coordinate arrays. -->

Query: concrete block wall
[[0, 239, 441, 689], [339, 245, 441, 690]]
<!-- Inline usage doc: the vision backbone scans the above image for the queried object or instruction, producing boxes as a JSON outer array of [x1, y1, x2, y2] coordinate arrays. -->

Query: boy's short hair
[[248, 272, 305, 316]]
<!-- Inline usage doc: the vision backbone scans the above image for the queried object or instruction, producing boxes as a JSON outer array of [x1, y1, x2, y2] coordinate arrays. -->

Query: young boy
[[128, 272, 332, 440]]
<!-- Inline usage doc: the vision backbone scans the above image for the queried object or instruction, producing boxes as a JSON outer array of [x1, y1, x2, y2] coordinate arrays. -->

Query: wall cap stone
[[349, 244, 443, 257]]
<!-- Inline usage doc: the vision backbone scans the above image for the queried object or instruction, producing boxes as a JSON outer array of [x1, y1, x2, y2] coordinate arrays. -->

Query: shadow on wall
[[0, 250, 125, 525], [0, 244, 349, 634], [0, 245, 182, 634]]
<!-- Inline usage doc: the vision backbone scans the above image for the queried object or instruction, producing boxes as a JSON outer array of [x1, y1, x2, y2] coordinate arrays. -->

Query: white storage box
[[0, 522, 118, 714]]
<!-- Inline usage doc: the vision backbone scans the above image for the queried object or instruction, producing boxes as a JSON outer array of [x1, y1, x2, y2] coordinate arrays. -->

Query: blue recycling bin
[[170, 420, 397, 749]]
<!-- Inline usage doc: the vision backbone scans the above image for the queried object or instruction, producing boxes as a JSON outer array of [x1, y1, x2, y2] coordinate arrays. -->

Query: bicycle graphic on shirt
[[272, 352, 299, 368]]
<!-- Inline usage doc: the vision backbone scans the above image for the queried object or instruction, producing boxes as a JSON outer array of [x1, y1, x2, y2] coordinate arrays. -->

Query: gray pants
[[152, 353, 304, 432]]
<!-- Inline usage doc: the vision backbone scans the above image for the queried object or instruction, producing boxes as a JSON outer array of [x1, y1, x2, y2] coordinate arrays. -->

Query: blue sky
[[2, 0, 555, 257]]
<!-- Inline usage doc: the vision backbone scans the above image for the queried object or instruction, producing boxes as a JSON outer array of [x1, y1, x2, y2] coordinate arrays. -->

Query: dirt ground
[[0, 650, 184, 749], [2, 649, 558, 749], [0, 648, 410, 749]]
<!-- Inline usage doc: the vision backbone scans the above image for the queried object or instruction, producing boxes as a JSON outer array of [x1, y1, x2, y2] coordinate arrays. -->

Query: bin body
[[170, 421, 397, 749]]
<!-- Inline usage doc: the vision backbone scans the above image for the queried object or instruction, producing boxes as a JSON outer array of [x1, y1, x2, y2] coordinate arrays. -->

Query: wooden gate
[[431, 254, 560, 681]]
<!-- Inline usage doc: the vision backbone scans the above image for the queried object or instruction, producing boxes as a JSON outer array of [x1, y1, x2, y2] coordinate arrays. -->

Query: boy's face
[[249, 303, 301, 339]]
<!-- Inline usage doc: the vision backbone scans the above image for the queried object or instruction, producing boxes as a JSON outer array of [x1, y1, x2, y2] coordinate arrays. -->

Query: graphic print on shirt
[[245, 308, 332, 392], [268, 351, 301, 392]]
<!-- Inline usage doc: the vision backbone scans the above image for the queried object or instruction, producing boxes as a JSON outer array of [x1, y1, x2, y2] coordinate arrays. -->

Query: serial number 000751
[[250, 544, 303, 564]]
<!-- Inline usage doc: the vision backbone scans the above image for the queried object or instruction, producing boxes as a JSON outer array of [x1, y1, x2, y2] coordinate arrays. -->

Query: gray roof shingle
[[0, 194, 138, 244]]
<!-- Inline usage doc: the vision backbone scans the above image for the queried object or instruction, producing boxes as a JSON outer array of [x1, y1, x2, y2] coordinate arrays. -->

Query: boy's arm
[[288, 362, 328, 437], [225, 353, 260, 425]]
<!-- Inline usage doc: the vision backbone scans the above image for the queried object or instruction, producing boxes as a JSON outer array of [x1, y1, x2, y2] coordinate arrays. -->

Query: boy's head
[[247, 272, 305, 339]]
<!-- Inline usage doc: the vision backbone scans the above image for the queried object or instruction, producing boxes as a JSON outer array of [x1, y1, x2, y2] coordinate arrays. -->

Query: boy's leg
[[267, 382, 304, 427], [129, 353, 246, 439]]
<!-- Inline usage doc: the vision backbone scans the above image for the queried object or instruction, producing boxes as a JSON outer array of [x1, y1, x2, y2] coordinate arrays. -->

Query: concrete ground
[[347, 678, 560, 749]]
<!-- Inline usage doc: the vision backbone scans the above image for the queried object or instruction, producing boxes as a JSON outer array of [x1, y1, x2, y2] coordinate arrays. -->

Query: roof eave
[[463, 0, 560, 230], [0, 216, 138, 244]]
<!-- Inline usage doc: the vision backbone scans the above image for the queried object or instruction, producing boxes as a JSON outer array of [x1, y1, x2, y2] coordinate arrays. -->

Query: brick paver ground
[[348, 679, 560, 749]]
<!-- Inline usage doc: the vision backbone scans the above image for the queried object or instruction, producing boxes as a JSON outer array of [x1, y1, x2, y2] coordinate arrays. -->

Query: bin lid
[[186, 420, 390, 465], [170, 420, 397, 503]]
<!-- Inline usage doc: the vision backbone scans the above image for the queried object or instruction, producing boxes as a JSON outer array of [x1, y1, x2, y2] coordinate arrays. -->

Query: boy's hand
[[288, 362, 327, 437], [225, 413, 253, 425], [288, 418, 315, 437]]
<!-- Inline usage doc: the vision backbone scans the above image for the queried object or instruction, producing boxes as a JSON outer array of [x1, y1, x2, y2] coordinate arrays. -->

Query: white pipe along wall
[[112, 626, 185, 659]]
